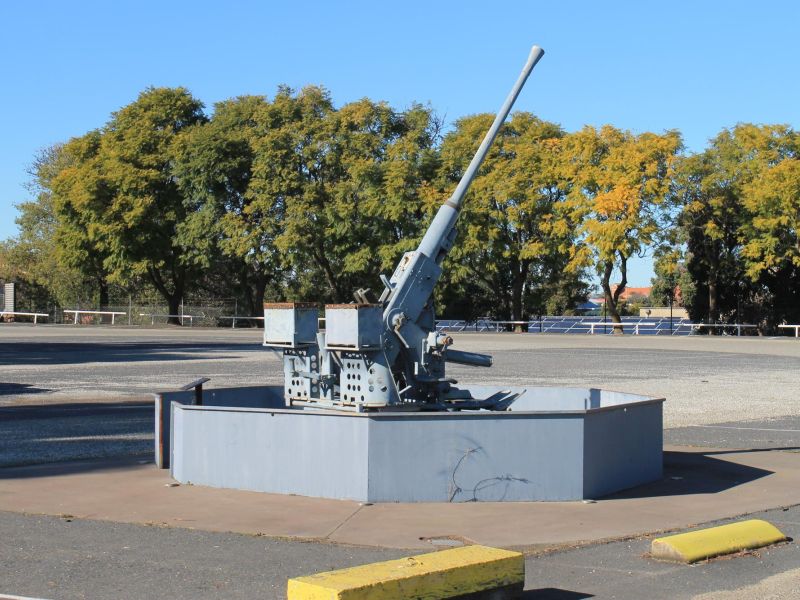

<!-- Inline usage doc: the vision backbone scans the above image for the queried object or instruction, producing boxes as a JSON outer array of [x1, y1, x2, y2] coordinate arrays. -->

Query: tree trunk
[[707, 247, 720, 333], [708, 280, 719, 321], [254, 274, 268, 328], [600, 256, 627, 335], [147, 266, 183, 325], [511, 282, 523, 328], [97, 278, 109, 309], [510, 260, 530, 332], [167, 295, 182, 326]]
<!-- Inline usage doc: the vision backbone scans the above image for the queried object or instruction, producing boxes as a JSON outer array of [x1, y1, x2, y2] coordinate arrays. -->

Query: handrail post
[[181, 377, 211, 406]]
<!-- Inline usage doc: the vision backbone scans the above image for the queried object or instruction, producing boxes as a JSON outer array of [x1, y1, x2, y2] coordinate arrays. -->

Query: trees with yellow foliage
[[675, 124, 799, 329], [738, 126, 800, 277], [430, 112, 589, 322], [565, 126, 681, 332]]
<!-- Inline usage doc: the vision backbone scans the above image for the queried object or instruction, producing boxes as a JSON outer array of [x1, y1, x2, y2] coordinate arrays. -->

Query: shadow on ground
[[603, 450, 774, 500], [0, 455, 152, 479], [0, 341, 261, 366], [0, 382, 52, 395], [0, 401, 154, 471], [521, 590, 593, 599]]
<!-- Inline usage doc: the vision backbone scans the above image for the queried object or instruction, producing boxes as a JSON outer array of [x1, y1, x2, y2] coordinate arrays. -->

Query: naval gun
[[264, 45, 545, 411]]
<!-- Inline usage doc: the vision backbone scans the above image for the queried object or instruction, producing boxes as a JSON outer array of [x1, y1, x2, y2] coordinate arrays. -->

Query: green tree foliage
[[172, 95, 273, 314], [674, 124, 800, 328], [738, 126, 800, 327], [261, 86, 439, 302], [432, 112, 588, 321], [52, 87, 207, 322], [565, 126, 682, 332], [675, 131, 749, 323], [650, 246, 694, 309], [49, 132, 121, 306], [1, 145, 99, 307], [175, 86, 441, 312]]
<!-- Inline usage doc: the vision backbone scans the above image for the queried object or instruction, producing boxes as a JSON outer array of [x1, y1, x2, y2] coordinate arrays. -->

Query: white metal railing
[[580, 321, 617, 335], [436, 319, 495, 332], [0, 310, 49, 324], [533, 317, 694, 335], [219, 315, 264, 328], [139, 313, 196, 326], [693, 323, 758, 337], [672, 322, 700, 335], [778, 324, 800, 338], [491, 320, 529, 332], [64, 309, 127, 325], [633, 321, 656, 335]]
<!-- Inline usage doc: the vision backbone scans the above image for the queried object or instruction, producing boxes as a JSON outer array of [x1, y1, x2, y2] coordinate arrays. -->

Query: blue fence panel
[[436, 316, 696, 335]]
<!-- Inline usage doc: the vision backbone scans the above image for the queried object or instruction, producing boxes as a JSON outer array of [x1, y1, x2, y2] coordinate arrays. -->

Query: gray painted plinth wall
[[154, 385, 285, 468], [167, 386, 664, 502]]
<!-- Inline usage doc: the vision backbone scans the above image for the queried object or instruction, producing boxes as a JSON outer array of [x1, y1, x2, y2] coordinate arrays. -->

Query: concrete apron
[[0, 446, 797, 550]]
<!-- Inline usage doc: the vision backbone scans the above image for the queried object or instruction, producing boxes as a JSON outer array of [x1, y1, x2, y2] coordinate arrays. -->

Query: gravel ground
[[2, 325, 798, 428]]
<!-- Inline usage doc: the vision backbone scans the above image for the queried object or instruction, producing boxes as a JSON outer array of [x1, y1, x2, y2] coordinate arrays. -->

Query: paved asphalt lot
[[1, 325, 799, 598], [1, 506, 798, 599]]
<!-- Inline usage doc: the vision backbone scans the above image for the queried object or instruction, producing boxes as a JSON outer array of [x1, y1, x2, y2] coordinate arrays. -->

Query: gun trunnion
[[264, 45, 545, 411]]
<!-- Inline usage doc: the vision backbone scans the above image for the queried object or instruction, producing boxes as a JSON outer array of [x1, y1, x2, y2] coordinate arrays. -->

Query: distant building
[[589, 285, 652, 305], [639, 306, 689, 319], [614, 285, 651, 301]]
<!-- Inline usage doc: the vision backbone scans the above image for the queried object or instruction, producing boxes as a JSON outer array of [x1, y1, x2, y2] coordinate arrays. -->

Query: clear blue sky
[[2, 0, 799, 286]]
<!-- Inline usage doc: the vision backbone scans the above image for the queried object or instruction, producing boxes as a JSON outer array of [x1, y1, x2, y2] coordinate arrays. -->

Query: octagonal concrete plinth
[[156, 385, 663, 502]]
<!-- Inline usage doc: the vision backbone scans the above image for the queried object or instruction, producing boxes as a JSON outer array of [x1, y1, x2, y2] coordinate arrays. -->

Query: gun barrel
[[445, 349, 493, 368], [417, 45, 544, 264]]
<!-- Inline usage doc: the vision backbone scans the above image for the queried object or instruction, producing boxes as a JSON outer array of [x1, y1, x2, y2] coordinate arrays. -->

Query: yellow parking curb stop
[[651, 519, 788, 563], [287, 544, 524, 599]]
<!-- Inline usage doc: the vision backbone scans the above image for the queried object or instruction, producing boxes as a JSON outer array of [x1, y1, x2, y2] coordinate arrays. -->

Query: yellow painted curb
[[651, 519, 788, 563], [287, 544, 524, 599]]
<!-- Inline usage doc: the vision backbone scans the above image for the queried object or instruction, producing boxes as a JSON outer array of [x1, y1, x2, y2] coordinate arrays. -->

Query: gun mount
[[164, 45, 663, 504], [264, 46, 545, 411]]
